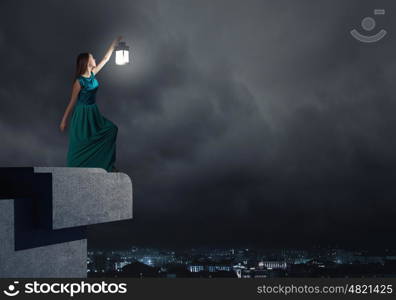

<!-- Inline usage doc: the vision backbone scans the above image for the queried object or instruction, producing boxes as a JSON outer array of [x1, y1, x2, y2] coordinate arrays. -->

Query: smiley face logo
[[3, 282, 20, 297], [351, 9, 387, 43]]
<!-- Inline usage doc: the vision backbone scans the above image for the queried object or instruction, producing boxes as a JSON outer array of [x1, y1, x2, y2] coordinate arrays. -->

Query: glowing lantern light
[[115, 41, 130, 65]]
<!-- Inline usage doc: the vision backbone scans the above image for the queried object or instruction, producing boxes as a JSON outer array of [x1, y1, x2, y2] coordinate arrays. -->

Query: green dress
[[67, 71, 118, 172]]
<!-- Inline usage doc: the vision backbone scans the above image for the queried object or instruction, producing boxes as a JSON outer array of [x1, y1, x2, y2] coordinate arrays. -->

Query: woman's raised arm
[[92, 36, 123, 75]]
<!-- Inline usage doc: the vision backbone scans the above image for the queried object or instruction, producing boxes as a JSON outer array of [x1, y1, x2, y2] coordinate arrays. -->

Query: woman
[[60, 36, 122, 172]]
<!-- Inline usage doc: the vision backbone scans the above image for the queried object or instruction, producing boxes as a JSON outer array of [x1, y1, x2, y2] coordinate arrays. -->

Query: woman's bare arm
[[92, 36, 123, 76], [59, 80, 81, 132]]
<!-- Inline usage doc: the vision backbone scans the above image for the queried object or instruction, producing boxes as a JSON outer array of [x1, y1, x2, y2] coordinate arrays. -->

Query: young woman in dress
[[60, 36, 122, 172]]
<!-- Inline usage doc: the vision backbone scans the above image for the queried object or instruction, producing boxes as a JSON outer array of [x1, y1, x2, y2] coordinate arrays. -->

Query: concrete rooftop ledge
[[34, 166, 107, 174], [0, 166, 134, 278], [33, 167, 133, 229]]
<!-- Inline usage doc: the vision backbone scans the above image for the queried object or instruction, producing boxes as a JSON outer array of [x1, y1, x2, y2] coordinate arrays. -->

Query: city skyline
[[87, 244, 396, 278]]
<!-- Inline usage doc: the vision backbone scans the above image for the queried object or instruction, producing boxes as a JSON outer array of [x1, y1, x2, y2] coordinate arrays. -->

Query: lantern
[[115, 41, 130, 65]]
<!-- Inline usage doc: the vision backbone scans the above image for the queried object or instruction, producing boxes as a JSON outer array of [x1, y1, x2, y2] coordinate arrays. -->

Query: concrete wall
[[0, 167, 133, 278]]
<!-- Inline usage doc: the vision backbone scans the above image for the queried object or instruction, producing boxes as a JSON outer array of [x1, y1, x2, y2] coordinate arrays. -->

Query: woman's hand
[[111, 36, 123, 49], [59, 120, 67, 132]]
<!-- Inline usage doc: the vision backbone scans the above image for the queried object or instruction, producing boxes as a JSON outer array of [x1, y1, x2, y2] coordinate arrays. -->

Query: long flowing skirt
[[67, 103, 117, 172]]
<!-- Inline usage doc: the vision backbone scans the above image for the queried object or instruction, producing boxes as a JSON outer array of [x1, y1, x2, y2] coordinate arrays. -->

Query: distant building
[[259, 261, 287, 270], [189, 265, 204, 272], [115, 261, 130, 271], [352, 254, 384, 265], [188, 259, 233, 273]]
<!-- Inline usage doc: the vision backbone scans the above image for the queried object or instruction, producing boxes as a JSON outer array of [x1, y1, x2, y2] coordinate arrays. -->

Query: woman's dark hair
[[73, 52, 90, 85]]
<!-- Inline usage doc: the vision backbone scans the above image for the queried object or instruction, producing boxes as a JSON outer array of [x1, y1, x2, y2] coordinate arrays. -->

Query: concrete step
[[0, 167, 133, 278], [33, 167, 133, 229]]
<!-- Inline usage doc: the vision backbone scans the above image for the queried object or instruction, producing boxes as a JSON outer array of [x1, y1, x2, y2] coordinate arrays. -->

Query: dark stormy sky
[[1, 0, 396, 250]]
